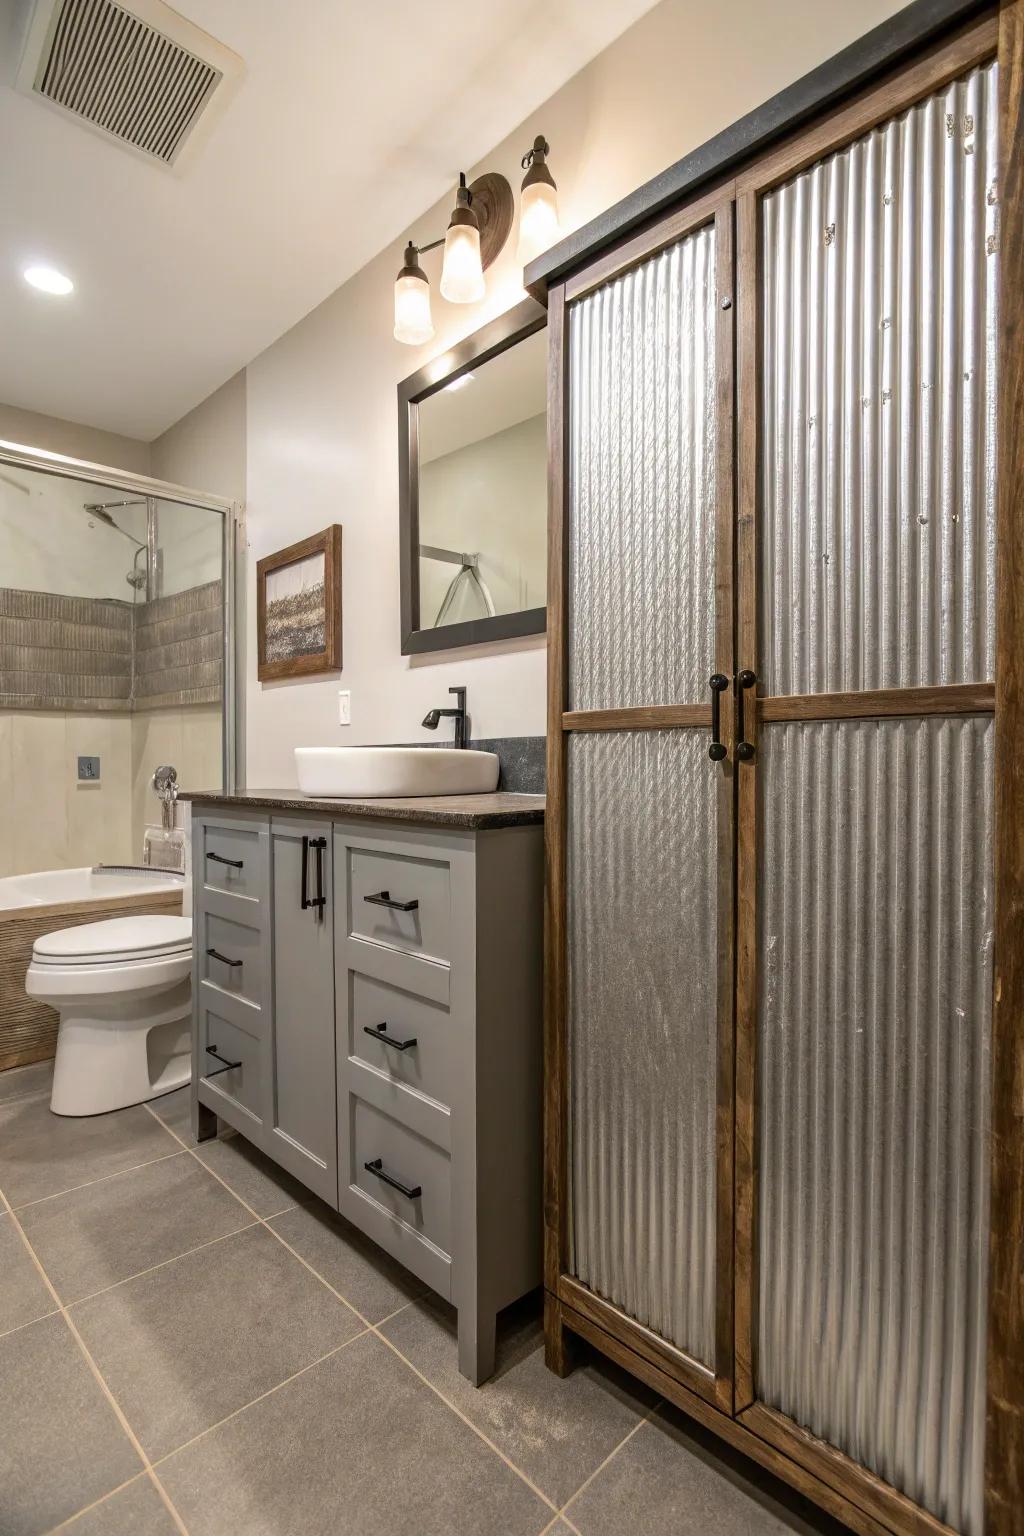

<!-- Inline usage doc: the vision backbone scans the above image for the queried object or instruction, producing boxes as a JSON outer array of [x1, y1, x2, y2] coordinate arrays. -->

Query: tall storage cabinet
[[542, 8, 1021, 1535]]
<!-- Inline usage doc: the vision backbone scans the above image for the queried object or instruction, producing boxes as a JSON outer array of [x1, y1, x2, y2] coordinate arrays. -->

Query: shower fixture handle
[[708, 674, 728, 761], [736, 670, 756, 761]]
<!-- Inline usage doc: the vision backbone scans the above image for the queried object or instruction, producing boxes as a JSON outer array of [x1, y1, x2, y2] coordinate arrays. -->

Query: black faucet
[[421, 686, 467, 749]]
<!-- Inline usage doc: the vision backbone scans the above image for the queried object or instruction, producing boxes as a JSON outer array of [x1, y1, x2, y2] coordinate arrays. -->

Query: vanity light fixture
[[394, 170, 514, 345], [23, 263, 74, 295], [517, 136, 560, 266]]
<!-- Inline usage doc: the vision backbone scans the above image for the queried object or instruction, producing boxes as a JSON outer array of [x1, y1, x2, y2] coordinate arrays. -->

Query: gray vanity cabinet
[[267, 819, 338, 1204], [192, 798, 543, 1385]]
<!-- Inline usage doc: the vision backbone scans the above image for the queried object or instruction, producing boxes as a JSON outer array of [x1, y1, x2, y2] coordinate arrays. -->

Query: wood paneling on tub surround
[[0, 887, 183, 1071]]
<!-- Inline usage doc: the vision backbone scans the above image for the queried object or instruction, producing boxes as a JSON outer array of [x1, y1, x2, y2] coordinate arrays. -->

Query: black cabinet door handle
[[207, 850, 243, 869], [708, 673, 728, 761], [364, 1157, 421, 1199], [364, 889, 418, 912], [313, 837, 326, 911], [205, 1044, 242, 1077], [300, 835, 310, 909], [364, 1022, 417, 1052], [206, 948, 241, 968], [736, 670, 756, 761]]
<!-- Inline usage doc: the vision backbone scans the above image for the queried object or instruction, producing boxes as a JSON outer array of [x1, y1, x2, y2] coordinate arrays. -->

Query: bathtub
[[0, 865, 185, 1072]]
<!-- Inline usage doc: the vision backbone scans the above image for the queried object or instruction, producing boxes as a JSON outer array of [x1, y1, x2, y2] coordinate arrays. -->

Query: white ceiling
[[0, 0, 657, 442]]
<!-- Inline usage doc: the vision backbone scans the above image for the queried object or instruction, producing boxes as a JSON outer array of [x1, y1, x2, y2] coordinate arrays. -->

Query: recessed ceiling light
[[444, 373, 475, 392], [23, 265, 74, 296]]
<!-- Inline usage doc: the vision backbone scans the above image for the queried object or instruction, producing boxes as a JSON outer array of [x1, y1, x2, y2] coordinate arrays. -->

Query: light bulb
[[440, 222, 485, 304], [517, 180, 561, 266], [393, 246, 434, 345]]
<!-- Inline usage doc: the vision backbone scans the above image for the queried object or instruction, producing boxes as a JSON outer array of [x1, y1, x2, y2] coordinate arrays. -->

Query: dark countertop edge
[[523, 0, 987, 299], [179, 790, 545, 830]]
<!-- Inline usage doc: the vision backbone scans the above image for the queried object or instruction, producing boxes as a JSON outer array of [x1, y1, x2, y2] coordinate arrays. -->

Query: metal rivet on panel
[[987, 233, 998, 256], [883, 189, 894, 206], [824, 223, 836, 246], [946, 112, 956, 137], [880, 317, 891, 330], [987, 183, 999, 205], [882, 390, 892, 404]]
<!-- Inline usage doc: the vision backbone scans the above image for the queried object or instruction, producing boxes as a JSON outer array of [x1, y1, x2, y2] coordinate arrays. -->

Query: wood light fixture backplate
[[468, 172, 514, 270]]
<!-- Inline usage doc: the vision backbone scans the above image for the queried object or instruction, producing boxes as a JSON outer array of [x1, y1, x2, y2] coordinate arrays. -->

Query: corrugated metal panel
[[761, 61, 998, 695], [567, 223, 717, 711], [567, 729, 718, 1365], [757, 716, 993, 1533]]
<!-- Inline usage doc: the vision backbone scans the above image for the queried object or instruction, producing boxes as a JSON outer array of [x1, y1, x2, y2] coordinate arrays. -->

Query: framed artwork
[[256, 525, 342, 681]]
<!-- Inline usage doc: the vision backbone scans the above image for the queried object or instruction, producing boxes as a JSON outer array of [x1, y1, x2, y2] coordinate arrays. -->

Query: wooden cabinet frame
[[542, 4, 1023, 1532]]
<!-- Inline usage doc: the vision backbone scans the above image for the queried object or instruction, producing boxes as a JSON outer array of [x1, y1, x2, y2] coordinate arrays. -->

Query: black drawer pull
[[207, 851, 244, 869], [364, 1157, 421, 1199], [205, 1044, 242, 1077], [364, 1022, 417, 1052], [364, 889, 418, 912], [206, 947, 241, 968]]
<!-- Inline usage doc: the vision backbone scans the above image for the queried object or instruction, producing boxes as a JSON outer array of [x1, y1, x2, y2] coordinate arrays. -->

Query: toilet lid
[[33, 915, 193, 965]]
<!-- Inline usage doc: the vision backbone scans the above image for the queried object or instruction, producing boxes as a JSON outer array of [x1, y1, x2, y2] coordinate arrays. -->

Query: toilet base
[[50, 980, 192, 1117]]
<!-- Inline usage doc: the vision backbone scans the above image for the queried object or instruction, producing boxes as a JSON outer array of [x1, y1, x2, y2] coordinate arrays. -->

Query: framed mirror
[[399, 298, 547, 654]]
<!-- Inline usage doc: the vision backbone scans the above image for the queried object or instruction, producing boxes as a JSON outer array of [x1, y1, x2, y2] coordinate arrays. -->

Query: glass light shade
[[440, 223, 485, 304], [516, 180, 561, 266], [394, 272, 434, 345]]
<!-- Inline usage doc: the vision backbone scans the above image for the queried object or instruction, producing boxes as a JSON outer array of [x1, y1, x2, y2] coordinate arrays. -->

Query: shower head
[[82, 500, 147, 548]]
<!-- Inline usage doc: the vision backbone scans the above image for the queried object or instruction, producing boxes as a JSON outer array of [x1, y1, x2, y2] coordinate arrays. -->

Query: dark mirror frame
[[399, 297, 548, 655]]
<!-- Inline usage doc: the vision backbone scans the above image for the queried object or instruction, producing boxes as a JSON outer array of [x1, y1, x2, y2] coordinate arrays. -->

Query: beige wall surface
[[0, 403, 151, 477], [242, 0, 905, 788], [149, 371, 247, 504]]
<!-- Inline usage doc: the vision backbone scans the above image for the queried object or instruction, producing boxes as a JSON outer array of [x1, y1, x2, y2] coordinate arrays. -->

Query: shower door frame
[[0, 437, 240, 794], [731, 13, 1005, 1536], [545, 184, 739, 1416]]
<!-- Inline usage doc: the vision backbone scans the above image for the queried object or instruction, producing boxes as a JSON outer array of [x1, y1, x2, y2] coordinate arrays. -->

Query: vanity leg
[[458, 1302, 497, 1387], [192, 1094, 218, 1145], [544, 1290, 578, 1378]]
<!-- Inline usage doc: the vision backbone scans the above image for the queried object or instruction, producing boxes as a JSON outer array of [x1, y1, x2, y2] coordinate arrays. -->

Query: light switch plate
[[78, 755, 101, 782], [338, 690, 351, 726]]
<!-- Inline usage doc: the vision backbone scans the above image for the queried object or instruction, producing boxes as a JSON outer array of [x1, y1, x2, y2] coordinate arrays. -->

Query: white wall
[[149, 372, 246, 503], [242, 0, 904, 788], [0, 463, 145, 600]]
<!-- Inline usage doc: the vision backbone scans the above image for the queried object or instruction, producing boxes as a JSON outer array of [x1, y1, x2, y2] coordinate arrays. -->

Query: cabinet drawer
[[348, 846, 450, 964], [197, 1002, 264, 1126], [195, 818, 266, 906], [348, 970, 453, 1114], [196, 910, 266, 1010], [339, 1093, 452, 1295]]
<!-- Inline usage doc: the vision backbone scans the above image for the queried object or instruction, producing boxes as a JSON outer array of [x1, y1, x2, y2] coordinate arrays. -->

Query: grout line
[[0, 1305, 61, 1343], [64, 1218, 261, 1311], [0, 1182, 191, 1536], [150, 1330, 370, 1469], [10, 1147, 186, 1213], [556, 1397, 664, 1529], [151, 1107, 562, 1516], [44, 1472, 149, 1533]]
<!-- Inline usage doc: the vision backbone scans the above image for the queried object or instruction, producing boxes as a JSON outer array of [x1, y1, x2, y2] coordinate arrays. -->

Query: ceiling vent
[[16, 0, 244, 170]]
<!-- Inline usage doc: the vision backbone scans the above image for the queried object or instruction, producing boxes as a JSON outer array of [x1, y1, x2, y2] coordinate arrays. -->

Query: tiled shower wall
[[0, 583, 223, 878]]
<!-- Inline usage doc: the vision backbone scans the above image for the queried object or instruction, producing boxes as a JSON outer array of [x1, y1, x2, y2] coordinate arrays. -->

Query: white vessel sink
[[295, 746, 499, 798]]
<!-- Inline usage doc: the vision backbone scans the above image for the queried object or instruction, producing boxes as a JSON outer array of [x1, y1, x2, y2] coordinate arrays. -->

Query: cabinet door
[[550, 189, 736, 1413], [269, 818, 338, 1204], [734, 51, 997, 1536]]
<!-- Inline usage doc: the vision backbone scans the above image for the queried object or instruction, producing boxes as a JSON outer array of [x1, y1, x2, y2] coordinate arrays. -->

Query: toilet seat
[[32, 915, 192, 967]]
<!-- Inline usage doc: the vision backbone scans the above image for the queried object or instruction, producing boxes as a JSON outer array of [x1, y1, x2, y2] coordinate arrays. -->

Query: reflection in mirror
[[399, 299, 547, 654], [417, 326, 547, 630]]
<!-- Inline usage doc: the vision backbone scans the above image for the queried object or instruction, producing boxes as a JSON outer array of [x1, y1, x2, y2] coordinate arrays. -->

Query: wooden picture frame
[[256, 525, 342, 682]]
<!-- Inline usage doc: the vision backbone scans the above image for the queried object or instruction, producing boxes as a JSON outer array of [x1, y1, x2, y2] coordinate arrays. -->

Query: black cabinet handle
[[364, 1022, 417, 1052], [300, 835, 309, 909], [364, 890, 418, 912], [708, 673, 728, 761], [364, 1157, 421, 1199], [205, 1044, 242, 1077], [301, 836, 327, 913], [207, 850, 243, 869], [736, 670, 756, 761], [206, 948, 241, 968]]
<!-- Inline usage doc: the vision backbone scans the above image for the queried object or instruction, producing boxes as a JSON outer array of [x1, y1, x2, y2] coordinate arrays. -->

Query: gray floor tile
[[58, 1475, 179, 1533], [159, 1331, 550, 1536], [193, 1132, 309, 1216], [380, 1291, 656, 1508], [0, 1095, 179, 1208], [20, 1150, 254, 1303], [268, 1197, 427, 1322], [70, 1223, 364, 1460], [0, 1212, 55, 1335], [0, 1313, 139, 1534], [0, 1060, 53, 1106], [146, 1087, 236, 1148], [565, 1404, 855, 1536]]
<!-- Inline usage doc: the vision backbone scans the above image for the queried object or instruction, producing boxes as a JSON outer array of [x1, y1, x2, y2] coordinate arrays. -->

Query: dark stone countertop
[[180, 788, 545, 830]]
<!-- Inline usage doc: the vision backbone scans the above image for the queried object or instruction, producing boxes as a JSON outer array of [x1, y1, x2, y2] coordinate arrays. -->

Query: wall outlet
[[338, 690, 351, 726], [78, 755, 101, 782]]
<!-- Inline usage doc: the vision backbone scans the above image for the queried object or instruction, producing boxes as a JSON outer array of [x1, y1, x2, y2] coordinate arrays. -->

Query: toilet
[[26, 915, 193, 1117]]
